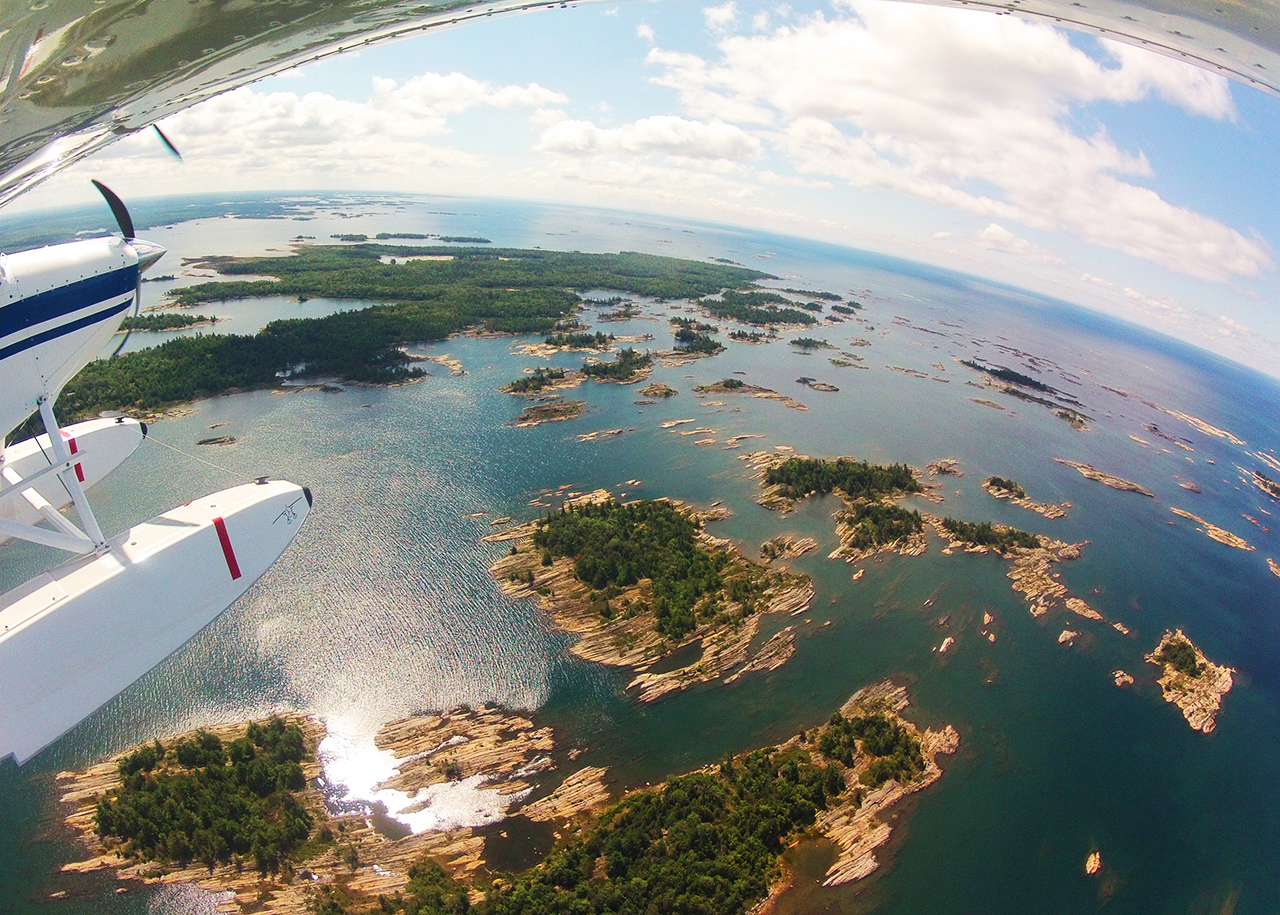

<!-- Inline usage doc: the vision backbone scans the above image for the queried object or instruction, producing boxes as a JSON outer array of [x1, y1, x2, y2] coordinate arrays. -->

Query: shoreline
[[56, 681, 956, 915], [56, 709, 617, 913], [816, 682, 960, 886], [1169, 507, 1254, 551], [982, 478, 1068, 519], [1146, 630, 1234, 733], [1054, 458, 1154, 497], [484, 489, 815, 701]]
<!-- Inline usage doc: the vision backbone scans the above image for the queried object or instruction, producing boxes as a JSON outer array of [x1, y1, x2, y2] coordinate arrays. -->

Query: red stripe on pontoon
[[68, 436, 84, 482], [213, 516, 242, 580]]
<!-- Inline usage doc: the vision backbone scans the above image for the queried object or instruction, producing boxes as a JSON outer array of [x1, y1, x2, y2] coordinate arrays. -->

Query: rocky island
[[501, 365, 584, 395], [1146, 630, 1234, 733], [513, 398, 586, 427], [57, 709, 614, 914], [638, 381, 678, 398], [1054, 458, 1154, 496], [982, 476, 1068, 519], [1169, 507, 1254, 551], [761, 535, 819, 561], [812, 681, 960, 886], [693, 378, 808, 410], [56, 683, 957, 915], [744, 450, 928, 563], [484, 490, 814, 702]]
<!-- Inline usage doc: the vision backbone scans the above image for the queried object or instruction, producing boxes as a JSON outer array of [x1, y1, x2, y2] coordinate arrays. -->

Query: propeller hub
[[128, 238, 166, 273]]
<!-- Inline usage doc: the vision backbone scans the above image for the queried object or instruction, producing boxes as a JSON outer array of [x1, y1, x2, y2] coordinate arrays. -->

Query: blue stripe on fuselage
[[0, 299, 133, 362], [0, 265, 138, 341]]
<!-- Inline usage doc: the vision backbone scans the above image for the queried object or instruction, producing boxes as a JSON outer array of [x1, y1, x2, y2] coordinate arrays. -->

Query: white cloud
[[530, 107, 568, 129], [535, 115, 761, 161], [91, 74, 567, 187], [1218, 315, 1253, 336], [752, 11, 771, 32], [975, 223, 1063, 264], [1081, 273, 1113, 288], [1117, 286, 1266, 356], [645, 0, 1270, 282], [1124, 285, 1182, 314], [757, 170, 831, 188], [703, 2, 739, 32], [932, 230, 952, 239], [636, 23, 655, 44], [174, 73, 563, 145]]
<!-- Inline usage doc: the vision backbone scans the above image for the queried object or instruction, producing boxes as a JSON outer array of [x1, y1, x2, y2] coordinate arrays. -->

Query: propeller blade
[[90, 179, 135, 240], [109, 275, 142, 359], [153, 124, 182, 160]]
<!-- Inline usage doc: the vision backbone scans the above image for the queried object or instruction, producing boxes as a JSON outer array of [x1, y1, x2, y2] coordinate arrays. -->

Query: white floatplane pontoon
[[0, 183, 312, 764]]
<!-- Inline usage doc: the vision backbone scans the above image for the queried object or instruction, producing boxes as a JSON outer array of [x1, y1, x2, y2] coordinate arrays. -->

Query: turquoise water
[[2, 193, 1279, 914]]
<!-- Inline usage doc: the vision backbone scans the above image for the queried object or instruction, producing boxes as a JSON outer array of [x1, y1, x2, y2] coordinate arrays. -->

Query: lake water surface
[[2, 193, 1278, 915]]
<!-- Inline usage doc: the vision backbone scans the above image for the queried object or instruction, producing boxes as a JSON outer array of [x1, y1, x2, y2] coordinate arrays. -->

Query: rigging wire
[[141, 432, 253, 481]]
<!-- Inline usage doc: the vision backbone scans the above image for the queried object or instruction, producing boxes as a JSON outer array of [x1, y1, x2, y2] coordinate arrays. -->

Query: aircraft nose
[[129, 238, 167, 273]]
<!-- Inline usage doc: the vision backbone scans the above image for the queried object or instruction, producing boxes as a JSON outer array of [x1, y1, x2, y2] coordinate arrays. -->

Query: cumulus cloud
[[645, 0, 1270, 282], [636, 23, 655, 43], [704, 2, 739, 32], [103, 74, 566, 184], [1218, 315, 1253, 336], [933, 231, 952, 239], [975, 223, 1063, 264], [536, 115, 761, 161], [757, 170, 831, 188], [1124, 286, 1183, 315]]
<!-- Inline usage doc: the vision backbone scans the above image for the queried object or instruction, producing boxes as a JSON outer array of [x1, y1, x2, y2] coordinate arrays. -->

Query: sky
[[9, 0, 1280, 377]]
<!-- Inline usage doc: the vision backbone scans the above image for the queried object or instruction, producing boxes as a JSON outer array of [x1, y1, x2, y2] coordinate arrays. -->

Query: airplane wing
[[1, 0, 1279, 209]]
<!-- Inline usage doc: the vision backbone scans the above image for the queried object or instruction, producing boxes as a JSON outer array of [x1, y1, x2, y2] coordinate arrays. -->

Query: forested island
[[758, 455, 922, 509], [959, 359, 1091, 429], [670, 317, 723, 355], [484, 491, 812, 702], [698, 290, 818, 327], [544, 330, 613, 350], [60, 685, 957, 915], [960, 359, 1055, 394], [745, 453, 927, 562], [1147, 630, 1234, 732], [982, 476, 1068, 519], [1253, 470, 1280, 500], [791, 337, 833, 351], [780, 287, 842, 301], [503, 366, 568, 394], [57, 247, 770, 420], [743, 449, 1111, 633], [92, 717, 314, 872], [118, 313, 211, 332], [938, 517, 1040, 553], [581, 348, 652, 383]]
